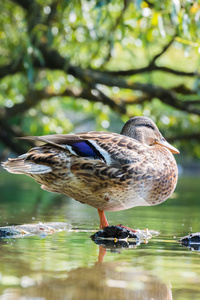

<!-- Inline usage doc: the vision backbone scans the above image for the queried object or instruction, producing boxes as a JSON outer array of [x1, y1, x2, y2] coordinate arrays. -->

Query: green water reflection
[[0, 171, 200, 300]]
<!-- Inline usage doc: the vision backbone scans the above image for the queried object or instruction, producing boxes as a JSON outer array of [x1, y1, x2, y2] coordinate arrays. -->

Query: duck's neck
[[121, 128, 148, 144]]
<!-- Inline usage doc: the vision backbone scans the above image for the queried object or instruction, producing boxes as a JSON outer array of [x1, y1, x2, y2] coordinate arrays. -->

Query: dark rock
[[180, 232, 200, 245], [91, 225, 138, 240], [180, 232, 200, 251]]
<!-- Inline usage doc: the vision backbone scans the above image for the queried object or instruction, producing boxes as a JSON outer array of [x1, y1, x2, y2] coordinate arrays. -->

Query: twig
[[105, 65, 200, 77], [151, 35, 176, 64]]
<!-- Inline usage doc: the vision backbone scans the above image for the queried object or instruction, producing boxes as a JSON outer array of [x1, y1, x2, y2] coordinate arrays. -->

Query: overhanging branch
[[0, 60, 23, 79], [1, 85, 126, 119], [168, 132, 200, 142]]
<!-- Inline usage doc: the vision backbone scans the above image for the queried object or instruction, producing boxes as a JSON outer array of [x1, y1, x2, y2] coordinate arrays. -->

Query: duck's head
[[121, 116, 179, 154]]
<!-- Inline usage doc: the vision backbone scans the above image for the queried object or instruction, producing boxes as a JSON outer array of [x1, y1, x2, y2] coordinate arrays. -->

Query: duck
[[2, 116, 179, 230]]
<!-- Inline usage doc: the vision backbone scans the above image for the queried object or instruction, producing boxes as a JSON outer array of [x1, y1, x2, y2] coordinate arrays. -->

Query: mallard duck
[[3, 117, 179, 230]]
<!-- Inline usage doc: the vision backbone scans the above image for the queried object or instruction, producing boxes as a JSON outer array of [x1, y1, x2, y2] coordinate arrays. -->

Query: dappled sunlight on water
[[0, 172, 200, 299]]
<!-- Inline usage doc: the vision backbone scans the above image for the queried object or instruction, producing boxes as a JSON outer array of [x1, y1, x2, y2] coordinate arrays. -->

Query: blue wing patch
[[67, 141, 106, 162]]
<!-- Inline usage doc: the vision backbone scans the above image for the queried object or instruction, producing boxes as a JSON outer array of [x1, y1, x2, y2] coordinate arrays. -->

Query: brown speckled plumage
[[2, 117, 179, 228]]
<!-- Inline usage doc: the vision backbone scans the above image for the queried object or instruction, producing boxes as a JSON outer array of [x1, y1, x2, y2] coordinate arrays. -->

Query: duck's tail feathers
[[2, 155, 52, 175]]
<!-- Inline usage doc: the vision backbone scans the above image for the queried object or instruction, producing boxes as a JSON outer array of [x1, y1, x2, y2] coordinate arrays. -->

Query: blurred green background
[[0, 0, 200, 166], [0, 3, 200, 298]]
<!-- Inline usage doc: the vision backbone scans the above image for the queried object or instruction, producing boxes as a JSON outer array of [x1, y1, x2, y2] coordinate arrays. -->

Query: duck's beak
[[156, 138, 180, 154]]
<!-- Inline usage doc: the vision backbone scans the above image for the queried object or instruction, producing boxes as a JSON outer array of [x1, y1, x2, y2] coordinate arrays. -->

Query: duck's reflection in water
[[1, 245, 172, 300]]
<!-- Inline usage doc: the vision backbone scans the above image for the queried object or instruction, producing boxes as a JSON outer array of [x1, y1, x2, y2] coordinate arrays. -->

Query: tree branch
[[123, 94, 153, 105], [33, 45, 200, 116], [154, 66, 200, 77], [183, 100, 200, 105], [75, 68, 200, 115], [0, 60, 23, 79], [13, 0, 34, 10], [103, 35, 200, 78], [1, 90, 43, 118], [151, 35, 176, 64], [172, 84, 199, 95], [167, 132, 200, 142], [1, 85, 126, 119], [1, 42, 200, 117], [105, 65, 200, 77]]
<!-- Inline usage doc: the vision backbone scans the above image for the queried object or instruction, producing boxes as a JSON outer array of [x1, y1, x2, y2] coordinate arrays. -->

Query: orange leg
[[97, 209, 136, 233], [98, 209, 109, 229], [97, 245, 107, 263]]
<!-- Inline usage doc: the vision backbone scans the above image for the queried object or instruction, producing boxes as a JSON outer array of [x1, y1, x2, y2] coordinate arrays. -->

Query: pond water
[[0, 171, 199, 300]]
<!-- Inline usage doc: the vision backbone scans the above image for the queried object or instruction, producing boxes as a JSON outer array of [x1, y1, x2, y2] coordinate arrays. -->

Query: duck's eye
[[145, 124, 154, 130]]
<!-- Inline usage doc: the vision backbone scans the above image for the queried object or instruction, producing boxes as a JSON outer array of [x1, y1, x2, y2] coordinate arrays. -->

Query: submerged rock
[[0, 222, 71, 238]]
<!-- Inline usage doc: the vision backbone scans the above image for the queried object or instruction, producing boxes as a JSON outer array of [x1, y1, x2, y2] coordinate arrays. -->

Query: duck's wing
[[5, 132, 153, 187], [18, 132, 144, 166]]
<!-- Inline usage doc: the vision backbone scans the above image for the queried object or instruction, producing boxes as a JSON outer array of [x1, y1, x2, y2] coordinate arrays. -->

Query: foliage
[[0, 0, 200, 159]]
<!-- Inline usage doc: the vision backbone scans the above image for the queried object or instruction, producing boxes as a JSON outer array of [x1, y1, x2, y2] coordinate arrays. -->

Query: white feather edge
[[88, 140, 112, 165], [65, 145, 78, 156]]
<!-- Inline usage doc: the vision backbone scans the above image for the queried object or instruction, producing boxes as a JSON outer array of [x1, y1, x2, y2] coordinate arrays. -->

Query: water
[[0, 171, 200, 300]]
